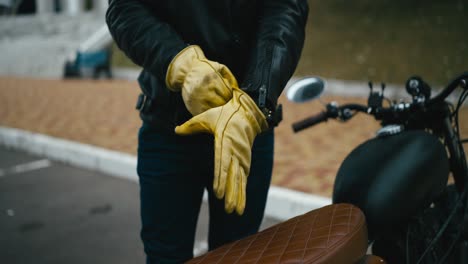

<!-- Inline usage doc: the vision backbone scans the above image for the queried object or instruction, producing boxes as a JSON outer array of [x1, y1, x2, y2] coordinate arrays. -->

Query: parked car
[[63, 47, 112, 79]]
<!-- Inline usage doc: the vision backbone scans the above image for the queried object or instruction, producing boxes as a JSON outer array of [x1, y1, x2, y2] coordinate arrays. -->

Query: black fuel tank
[[332, 130, 449, 239]]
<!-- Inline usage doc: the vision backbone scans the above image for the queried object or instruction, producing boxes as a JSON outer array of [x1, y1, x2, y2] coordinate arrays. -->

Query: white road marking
[[0, 159, 52, 178], [193, 240, 208, 257]]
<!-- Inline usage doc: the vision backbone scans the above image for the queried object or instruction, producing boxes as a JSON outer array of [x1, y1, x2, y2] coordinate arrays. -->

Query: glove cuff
[[237, 88, 269, 132], [165, 45, 205, 91]]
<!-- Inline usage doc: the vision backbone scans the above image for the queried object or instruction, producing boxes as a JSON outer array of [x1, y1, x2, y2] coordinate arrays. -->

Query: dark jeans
[[137, 123, 274, 264]]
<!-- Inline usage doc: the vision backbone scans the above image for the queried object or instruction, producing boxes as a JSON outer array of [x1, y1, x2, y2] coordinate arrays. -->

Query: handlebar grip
[[292, 111, 328, 133]]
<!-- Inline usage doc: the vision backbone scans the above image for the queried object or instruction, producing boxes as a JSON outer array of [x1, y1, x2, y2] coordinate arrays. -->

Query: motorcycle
[[187, 72, 468, 264]]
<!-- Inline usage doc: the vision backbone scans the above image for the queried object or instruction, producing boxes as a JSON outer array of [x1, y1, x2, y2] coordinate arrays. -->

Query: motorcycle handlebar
[[292, 111, 328, 133], [427, 72, 468, 106], [292, 72, 468, 132]]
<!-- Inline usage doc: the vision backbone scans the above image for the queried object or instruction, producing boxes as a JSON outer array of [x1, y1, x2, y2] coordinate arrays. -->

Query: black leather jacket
[[106, 0, 308, 130]]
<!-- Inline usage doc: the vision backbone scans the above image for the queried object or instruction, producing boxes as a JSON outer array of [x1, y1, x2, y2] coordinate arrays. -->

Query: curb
[[0, 126, 331, 221]]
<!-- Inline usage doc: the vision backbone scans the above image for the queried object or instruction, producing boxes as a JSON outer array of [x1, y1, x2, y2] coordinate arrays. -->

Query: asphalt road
[[0, 146, 279, 264]]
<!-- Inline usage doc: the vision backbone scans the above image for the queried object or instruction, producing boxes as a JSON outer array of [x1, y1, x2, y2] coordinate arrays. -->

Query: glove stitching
[[165, 45, 196, 89], [201, 59, 234, 93], [215, 101, 242, 193], [225, 155, 237, 212]]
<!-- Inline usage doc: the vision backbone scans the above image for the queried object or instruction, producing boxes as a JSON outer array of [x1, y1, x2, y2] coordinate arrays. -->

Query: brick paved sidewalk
[[1, 77, 466, 197]]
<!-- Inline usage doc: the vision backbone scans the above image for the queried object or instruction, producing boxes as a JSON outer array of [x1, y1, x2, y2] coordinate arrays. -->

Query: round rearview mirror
[[286, 77, 325, 103]]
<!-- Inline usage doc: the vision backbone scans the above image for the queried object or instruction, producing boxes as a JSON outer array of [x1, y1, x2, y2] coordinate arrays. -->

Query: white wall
[[60, 0, 84, 15], [93, 0, 107, 13], [35, 0, 108, 15], [36, 0, 54, 14]]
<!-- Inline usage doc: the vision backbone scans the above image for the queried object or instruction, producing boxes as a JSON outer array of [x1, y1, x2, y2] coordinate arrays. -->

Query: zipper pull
[[259, 85, 267, 108]]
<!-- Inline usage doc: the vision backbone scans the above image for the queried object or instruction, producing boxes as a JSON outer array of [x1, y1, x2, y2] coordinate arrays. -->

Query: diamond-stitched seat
[[187, 203, 368, 264]]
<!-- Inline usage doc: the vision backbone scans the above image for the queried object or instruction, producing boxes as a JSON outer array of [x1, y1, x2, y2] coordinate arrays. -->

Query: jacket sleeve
[[105, 0, 187, 80], [241, 0, 309, 110]]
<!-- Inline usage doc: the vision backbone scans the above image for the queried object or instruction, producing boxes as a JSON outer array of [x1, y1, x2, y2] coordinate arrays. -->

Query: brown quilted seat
[[187, 203, 368, 263]]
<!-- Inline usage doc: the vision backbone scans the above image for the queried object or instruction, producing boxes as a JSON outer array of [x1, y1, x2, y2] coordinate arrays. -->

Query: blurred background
[[113, 0, 468, 86], [0, 0, 467, 263]]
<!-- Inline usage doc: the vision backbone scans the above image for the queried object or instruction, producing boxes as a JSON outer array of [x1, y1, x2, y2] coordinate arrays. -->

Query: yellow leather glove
[[166, 45, 237, 115], [175, 87, 268, 215]]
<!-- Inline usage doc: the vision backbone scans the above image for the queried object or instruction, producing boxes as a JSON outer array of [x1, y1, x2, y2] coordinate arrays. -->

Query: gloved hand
[[175, 87, 268, 215], [166, 45, 237, 115]]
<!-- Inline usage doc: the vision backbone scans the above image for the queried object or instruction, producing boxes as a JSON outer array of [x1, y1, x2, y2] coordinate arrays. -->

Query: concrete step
[[0, 13, 105, 78]]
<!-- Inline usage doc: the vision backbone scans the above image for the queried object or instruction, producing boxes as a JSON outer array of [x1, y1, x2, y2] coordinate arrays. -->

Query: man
[[106, 0, 308, 263]]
